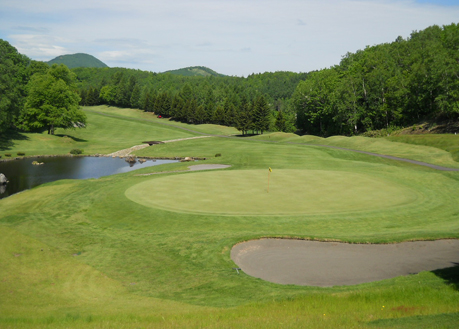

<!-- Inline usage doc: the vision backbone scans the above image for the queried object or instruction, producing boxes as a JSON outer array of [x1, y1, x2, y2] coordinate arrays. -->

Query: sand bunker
[[231, 239, 459, 287]]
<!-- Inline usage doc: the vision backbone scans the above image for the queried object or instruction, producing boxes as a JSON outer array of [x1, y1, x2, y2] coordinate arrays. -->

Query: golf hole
[[231, 239, 459, 286]]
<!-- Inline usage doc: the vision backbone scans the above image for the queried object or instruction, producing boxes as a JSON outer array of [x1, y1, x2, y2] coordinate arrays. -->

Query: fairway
[[125, 169, 419, 215]]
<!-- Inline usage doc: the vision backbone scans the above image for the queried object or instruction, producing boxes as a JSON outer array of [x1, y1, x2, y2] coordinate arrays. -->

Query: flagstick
[[267, 171, 270, 193]]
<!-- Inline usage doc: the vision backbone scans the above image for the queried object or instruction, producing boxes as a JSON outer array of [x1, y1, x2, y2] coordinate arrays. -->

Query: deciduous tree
[[19, 64, 86, 135]]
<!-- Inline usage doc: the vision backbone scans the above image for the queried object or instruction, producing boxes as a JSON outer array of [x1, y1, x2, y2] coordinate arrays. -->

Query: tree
[[293, 69, 338, 136], [203, 88, 216, 123], [252, 95, 271, 134], [19, 64, 86, 135], [194, 104, 206, 124], [0, 39, 30, 132], [130, 84, 141, 108], [235, 94, 252, 135], [99, 85, 116, 105], [274, 110, 286, 132]]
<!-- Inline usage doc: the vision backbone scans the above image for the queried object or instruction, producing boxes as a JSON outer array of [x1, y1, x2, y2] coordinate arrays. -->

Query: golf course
[[1, 106, 459, 328]]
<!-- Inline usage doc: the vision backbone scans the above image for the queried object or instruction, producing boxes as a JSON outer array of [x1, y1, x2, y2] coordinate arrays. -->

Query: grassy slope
[[1, 107, 198, 156], [85, 105, 239, 136], [249, 132, 459, 169], [387, 134, 459, 162], [1, 107, 459, 328]]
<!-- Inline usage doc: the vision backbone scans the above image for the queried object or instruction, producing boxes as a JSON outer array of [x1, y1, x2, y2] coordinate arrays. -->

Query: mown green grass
[[85, 105, 240, 136], [126, 169, 418, 215], [1, 107, 459, 328], [0, 107, 196, 156]]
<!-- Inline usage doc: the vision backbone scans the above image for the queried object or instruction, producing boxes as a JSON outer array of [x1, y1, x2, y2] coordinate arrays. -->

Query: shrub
[[17, 152, 25, 156], [5, 153, 11, 157], [215, 153, 221, 157], [70, 149, 84, 155]]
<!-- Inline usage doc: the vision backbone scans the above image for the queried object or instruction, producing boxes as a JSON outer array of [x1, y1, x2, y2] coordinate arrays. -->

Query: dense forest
[[294, 23, 459, 135], [1, 23, 458, 137], [74, 66, 305, 133]]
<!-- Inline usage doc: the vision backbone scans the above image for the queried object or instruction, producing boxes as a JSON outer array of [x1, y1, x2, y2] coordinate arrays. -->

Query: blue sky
[[1, 0, 458, 76], [416, 0, 459, 5]]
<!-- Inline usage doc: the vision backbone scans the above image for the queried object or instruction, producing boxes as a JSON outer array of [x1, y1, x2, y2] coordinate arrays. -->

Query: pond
[[0, 156, 178, 199]]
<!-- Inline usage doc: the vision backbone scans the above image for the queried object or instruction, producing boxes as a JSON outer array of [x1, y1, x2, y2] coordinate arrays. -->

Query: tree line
[[75, 68, 303, 134], [293, 23, 459, 136]]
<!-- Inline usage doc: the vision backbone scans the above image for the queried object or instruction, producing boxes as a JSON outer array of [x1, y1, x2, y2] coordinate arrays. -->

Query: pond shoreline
[[0, 156, 189, 200], [0, 154, 208, 163]]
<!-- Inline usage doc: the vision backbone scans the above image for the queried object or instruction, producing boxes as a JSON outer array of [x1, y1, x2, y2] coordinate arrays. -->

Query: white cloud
[[1, 0, 458, 75], [8, 34, 71, 59]]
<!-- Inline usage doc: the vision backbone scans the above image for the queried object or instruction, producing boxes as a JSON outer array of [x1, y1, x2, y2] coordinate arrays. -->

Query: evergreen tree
[[252, 95, 271, 134], [203, 88, 216, 123], [275, 110, 286, 132], [235, 95, 252, 135], [212, 105, 226, 125], [130, 84, 141, 108], [195, 104, 206, 124]]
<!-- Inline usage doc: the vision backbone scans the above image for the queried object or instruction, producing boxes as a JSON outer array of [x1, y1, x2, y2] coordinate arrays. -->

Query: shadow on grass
[[235, 134, 261, 138], [54, 134, 88, 142], [432, 263, 459, 291], [367, 265, 459, 328], [367, 312, 459, 328], [0, 130, 29, 151]]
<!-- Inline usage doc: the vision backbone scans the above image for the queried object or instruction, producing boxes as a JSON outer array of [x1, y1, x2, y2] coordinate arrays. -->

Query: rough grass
[[1, 107, 459, 328], [249, 132, 459, 169], [387, 134, 459, 162]]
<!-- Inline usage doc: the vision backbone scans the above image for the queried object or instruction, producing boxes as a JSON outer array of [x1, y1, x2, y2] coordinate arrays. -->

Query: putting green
[[125, 169, 419, 215]]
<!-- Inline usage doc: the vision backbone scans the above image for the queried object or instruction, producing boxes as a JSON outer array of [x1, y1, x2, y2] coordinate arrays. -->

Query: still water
[[0, 156, 177, 199]]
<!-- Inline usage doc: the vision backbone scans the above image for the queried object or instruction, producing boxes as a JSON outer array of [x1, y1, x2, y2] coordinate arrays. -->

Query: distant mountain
[[164, 66, 226, 77], [47, 53, 108, 69]]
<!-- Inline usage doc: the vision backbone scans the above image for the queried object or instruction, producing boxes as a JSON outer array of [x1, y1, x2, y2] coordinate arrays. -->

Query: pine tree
[[275, 110, 286, 132], [235, 95, 252, 135], [252, 95, 271, 134], [130, 84, 141, 108]]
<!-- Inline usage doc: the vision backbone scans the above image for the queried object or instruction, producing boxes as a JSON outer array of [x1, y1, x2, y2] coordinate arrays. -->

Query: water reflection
[[0, 156, 177, 199]]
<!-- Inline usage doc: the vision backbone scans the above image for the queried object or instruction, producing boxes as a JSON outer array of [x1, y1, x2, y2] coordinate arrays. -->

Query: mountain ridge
[[47, 53, 108, 69], [164, 66, 226, 77]]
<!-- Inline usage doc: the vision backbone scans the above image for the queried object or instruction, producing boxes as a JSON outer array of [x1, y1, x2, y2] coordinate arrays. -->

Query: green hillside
[[164, 66, 226, 77], [47, 53, 108, 69]]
